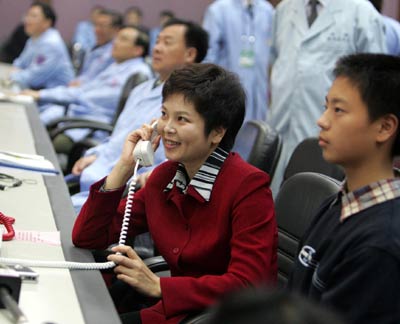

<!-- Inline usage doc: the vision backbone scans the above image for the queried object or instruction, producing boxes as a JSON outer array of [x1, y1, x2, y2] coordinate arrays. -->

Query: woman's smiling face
[[158, 93, 223, 179]]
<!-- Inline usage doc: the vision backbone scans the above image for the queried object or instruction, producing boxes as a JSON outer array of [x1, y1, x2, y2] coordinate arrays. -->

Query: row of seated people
[[1, 3, 176, 95], [72, 52, 400, 324], [2, 4, 153, 147], [71, 6, 175, 70]]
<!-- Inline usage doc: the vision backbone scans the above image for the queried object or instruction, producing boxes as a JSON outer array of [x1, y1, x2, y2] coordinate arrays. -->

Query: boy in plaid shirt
[[288, 53, 400, 324]]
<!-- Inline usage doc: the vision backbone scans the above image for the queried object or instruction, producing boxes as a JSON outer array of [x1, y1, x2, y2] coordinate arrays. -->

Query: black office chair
[[46, 72, 149, 174], [275, 172, 341, 288], [232, 120, 282, 180], [283, 137, 345, 184]]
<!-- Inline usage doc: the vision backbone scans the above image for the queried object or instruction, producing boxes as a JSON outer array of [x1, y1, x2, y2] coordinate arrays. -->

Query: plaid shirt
[[340, 171, 400, 222]]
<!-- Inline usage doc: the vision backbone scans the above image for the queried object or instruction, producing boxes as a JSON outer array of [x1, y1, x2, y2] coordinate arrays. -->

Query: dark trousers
[[109, 279, 156, 324]]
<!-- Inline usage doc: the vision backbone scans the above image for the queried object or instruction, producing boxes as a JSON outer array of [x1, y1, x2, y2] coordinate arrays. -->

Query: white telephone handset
[[132, 121, 158, 167]]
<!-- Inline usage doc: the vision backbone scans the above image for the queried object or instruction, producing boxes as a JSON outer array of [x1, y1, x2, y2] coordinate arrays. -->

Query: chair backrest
[[275, 172, 340, 288], [232, 120, 282, 180], [110, 71, 150, 126], [283, 137, 345, 183]]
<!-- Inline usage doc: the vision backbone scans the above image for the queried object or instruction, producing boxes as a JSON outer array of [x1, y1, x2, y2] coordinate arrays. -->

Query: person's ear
[[133, 45, 144, 58], [210, 127, 227, 145], [44, 19, 52, 29], [185, 47, 198, 63], [376, 113, 399, 144]]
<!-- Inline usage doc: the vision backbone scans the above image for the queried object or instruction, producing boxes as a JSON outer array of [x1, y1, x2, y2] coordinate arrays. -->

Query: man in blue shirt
[[71, 5, 103, 55], [22, 27, 153, 143], [369, 0, 400, 56], [71, 8, 123, 86], [9, 2, 74, 89], [67, 18, 209, 213], [203, 0, 274, 122]]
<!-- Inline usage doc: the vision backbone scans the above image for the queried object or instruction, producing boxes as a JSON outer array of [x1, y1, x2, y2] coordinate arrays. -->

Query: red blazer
[[73, 152, 278, 324]]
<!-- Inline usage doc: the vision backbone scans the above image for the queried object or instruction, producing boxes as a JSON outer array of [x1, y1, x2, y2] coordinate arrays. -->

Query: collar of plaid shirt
[[339, 169, 400, 222]]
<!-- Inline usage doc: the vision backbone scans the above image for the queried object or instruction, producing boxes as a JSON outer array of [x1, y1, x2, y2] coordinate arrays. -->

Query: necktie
[[308, 0, 319, 27], [153, 78, 162, 89], [247, 1, 254, 18]]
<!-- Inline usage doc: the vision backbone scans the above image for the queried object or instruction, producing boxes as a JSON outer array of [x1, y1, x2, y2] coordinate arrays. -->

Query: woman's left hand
[[107, 245, 162, 299]]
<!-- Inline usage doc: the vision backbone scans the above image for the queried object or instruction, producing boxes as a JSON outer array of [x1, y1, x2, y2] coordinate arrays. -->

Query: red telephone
[[0, 212, 15, 241]]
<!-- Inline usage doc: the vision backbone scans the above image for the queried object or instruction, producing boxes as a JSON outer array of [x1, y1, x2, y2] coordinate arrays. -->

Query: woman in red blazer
[[72, 63, 278, 324]]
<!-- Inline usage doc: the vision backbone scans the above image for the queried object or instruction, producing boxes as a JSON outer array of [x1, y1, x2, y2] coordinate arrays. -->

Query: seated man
[[71, 5, 103, 54], [72, 63, 277, 324], [71, 8, 123, 86], [67, 18, 209, 213], [123, 6, 149, 35], [9, 2, 74, 89], [23, 26, 152, 143], [288, 53, 400, 324]]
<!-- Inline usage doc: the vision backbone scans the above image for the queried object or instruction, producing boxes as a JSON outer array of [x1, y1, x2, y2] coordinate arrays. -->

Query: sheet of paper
[[14, 230, 61, 246], [0, 151, 58, 175]]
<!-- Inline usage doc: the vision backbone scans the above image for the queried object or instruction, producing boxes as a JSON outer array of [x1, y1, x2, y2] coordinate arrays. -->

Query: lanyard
[[241, 3, 256, 44]]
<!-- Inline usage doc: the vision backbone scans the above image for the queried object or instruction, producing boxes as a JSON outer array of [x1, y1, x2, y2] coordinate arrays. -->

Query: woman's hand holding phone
[[103, 121, 160, 190]]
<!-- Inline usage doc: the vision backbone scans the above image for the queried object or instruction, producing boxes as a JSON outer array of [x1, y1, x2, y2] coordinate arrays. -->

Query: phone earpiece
[[132, 121, 158, 167], [133, 141, 155, 166]]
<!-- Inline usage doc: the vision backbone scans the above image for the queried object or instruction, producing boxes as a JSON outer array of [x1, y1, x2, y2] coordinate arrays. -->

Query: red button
[[172, 248, 180, 254]]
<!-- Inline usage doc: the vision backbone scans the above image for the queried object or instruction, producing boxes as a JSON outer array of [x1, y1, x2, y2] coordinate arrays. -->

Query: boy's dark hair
[[333, 53, 400, 157], [162, 63, 245, 150], [163, 18, 209, 63], [98, 8, 123, 28], [207, 288, 347, 324], [31, 1, 56, 27]]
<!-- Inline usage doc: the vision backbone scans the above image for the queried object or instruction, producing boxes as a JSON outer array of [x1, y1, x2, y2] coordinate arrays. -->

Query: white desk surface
[[0, 62, 12, 76], [0, 102, 121, 324]]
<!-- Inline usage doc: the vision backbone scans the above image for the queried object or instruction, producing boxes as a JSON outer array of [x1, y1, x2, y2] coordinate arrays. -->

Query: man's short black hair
[[127, 26, 149, 58], [31, 1, 56, 27], [162, 63, 245, 151], [98, 8, 123, 28], [125, 6, 143, 17], [163, 18, 209, 63], [334, 53, 400, 157], [160, 10, 175, 19]]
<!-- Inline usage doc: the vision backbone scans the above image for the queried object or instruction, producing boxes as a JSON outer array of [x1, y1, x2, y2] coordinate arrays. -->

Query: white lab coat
[[269, 0, 387, 195]]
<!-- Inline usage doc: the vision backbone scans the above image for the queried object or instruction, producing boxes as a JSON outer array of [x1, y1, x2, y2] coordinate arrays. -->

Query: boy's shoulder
[[340, 197, 400, 259]]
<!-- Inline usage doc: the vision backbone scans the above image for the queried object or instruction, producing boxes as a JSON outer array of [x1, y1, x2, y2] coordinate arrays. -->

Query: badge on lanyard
[[239, 35, 255, 68]]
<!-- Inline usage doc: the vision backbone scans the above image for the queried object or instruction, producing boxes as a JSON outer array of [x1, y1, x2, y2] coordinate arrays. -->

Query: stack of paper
[[0, 151, 59, 175], [0, 91, 34, 104]]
